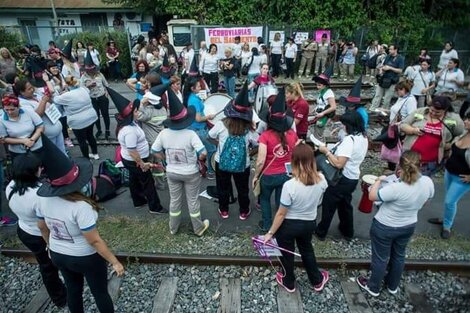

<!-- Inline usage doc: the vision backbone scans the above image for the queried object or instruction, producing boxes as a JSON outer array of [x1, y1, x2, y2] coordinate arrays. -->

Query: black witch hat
[[61, 38, 75, 62], [339, 76, 363, 107], [312, 64, 333, 85], [159, 54, 174, 78], [163, 89, 196, 130], [150, 83, 169, 97], [261, 88, 293, 132], [37, 135, 93, 197], [107, 87, 134, 118], [188, 57, 199, 77], [224, 80, 252, 122], [84, 49, 96, 70]]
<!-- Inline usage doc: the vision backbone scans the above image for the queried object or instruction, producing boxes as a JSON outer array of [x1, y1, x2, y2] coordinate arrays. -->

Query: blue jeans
[[368, 219, 415, 293], [194, 127, 216, 173], [224, 76, 236, 99], [247, 73, 257, 100], [444, 170, 470, 229], [260, 173, 289, 230], [420, 161, 438, 177]]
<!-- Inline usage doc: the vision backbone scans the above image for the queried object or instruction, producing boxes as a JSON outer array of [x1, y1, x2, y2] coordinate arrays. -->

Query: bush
[[59, 31, 132, 78], [0, 26, 25, 54]]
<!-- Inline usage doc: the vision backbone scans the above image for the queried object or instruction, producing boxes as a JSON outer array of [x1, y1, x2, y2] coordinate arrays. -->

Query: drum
[[358, 174, 378, 214], [254, 84, 278, 114], [204, 93, 232, 128]]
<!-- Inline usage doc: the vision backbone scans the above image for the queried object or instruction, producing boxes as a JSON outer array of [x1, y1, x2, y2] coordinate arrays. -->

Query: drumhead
[[362, 174, 378, 185], [204, 93, 232, 124], [254, 84, 277, 114]]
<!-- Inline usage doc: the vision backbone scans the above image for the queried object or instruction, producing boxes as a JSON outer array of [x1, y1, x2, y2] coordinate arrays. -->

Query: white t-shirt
[[280, 176, 328, 221], [284, 43, 298, 59], [436, 68, 465, 92], [53, 87, 98, 130], [405, 67, 435, 96], [375, 175, 434, 227], [438, 49, 458, 69], [334, 134, 368, 180], [61, 62, 80, 79], [152, 128, 205, 175], [232, 43, 242, 58], [200, 53, 219, 73], [6, 183, 42, 236], [241, 51, 253, 67], [118, 123, 150, 161], [208, 120, 259, 168], [270, 41, 283, 55], [85, 49, 100, 67], [19, 96, 63, 139], [248, 55, 263, 75], [316, 89, 335, 111], [0, 108, 44, 153], [389, 95, 417, 122], [37, 196, 98, 256]]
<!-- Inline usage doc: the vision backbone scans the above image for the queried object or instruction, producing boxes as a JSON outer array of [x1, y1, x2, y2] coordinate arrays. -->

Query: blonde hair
[[61, 191, 101, 212], [0, 47, 13, 61], [399, 150, 421, 184], [286, 82, 304, 98], [291, 143, 322, 185]]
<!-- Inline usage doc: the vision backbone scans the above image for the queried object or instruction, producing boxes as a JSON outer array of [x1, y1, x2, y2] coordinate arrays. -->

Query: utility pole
[[50, 0, 59, 39]]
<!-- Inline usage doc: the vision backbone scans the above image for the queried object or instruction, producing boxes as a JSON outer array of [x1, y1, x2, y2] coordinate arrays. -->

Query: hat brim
[[223, 103, 253, 122], [312, 76, 330, 85], [339, 96, 363, 107], [163, 106, 196, 130], [268, 115, 294, 132], [37, 158, 93, 197]]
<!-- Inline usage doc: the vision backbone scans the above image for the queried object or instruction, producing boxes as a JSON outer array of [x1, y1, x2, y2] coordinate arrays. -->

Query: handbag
[[380, 140, 402, 164], [253, 155, 277, 197], [418, 70, 433, 105], [241, 56, 254, 75], [315, 138, 351, 186]]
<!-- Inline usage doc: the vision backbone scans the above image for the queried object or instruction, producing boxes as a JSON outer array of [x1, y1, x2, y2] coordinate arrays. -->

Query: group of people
[[0, 30, 469, 311]]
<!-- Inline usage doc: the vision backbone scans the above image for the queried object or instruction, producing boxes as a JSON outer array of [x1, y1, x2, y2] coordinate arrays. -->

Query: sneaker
[[218, 209, 229, 219], [428, 217, 443, 225], [314, 231, 326, 241], [313, 270, 329, 292], [149, 208, 169, 215], [0, 216, 18, 227], [258, 221, 268, 232], [88, 154, 100, 160], [441, 228, 451, 239], [239, 208, 251, 221], [95, 130, 102, 139], [206, 172, 216, 180], [356, 276, 379, 297], [134, 204, 146, 209], [276, 272, 295, 293], [309, 134, 326, 147], [64, 138, 74, 147], [387, 287, 398, 295], [196, 219, 210, 237]]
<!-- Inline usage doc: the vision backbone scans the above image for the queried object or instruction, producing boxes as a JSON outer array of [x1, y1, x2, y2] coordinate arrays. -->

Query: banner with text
[[204, 27, 263, 57]]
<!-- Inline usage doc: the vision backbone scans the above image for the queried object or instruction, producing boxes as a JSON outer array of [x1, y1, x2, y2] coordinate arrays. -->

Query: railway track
[[2, 248, 469, 313], [234, 82, 374, 91]]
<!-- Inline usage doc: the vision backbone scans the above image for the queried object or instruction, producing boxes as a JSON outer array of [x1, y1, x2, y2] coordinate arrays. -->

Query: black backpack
[[367, 54, 379, 69]]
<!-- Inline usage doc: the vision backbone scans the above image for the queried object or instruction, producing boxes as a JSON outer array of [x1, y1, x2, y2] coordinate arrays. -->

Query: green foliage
[[0, 26, 25, 53], [59, 31, 132, 77]]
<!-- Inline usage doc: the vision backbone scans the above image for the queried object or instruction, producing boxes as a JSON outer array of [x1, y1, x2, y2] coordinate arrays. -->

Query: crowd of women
[[0, 32, 469, 311]]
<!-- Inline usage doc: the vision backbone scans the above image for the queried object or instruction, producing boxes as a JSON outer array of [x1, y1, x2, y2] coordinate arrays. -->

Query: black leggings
[[203, 72, 219, 94], [271, 54, 282, 77], [50, 251, 114, 313], [59, 116, 70, 139], [72, 124, 98, 157], [91, 95, 110, 132]]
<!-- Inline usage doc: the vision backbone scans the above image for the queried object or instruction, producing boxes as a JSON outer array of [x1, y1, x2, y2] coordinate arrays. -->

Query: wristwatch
[[268, 230, 274, 235]]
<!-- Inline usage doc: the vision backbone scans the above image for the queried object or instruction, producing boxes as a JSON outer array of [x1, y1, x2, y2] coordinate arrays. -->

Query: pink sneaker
[[0, 216, 18, 227], [239, 208, 251, 220], [218, 209, 229, 219], [276, 272, 295, 293], [64, 138, 74, 147], [313, 270, 329, 292]]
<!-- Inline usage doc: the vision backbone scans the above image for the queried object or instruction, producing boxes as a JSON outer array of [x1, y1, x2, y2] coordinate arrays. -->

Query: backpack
[[367, 54, 379, 69], [98, 159, 124, 188], [219, 133, 247, 173]]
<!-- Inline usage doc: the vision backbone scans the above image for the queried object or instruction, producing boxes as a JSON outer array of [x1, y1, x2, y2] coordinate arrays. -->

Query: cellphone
[[285, 162, 292, 176]]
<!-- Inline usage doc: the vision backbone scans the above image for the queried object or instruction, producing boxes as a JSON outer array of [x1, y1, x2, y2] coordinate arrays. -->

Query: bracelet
[[268, 230, 274, 235]]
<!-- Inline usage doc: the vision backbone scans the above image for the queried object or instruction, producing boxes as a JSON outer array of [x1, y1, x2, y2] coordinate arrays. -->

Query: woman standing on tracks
[[152, 89, 210, 236], [200, 43, 220, 94], [286, 82, 309, 140], [270, 32, 283, 78], [311, 65, 336, 141], [357, 150, 434, 297], [36, 135, 124, 313], [264, 143, 329, 293], [314, 110, 368, 241], [7, 154, 67, 308], [253, 88, 298, 232]]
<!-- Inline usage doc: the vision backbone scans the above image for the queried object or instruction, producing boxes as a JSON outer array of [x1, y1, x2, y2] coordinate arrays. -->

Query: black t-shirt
[[446, 143, 470, 175], [221, 57, 238, 77]]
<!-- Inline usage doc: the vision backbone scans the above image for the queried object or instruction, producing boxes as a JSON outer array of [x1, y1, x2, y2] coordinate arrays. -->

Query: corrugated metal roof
[[0, 0, 126, 9]]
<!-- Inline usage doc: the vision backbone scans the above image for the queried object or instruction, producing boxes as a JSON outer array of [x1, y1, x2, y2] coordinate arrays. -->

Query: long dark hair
[[183, 76, 199, 107], [10, 154, 42, 197], [340, 110, 365, 135], [267, 126, 288, 150]]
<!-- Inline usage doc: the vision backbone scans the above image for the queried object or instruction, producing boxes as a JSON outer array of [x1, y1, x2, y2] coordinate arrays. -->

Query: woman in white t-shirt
[[315, 110, 368, 240], [270, 32, 283, 78], [200, 44, 220, 94], [7, 154, 66, 308], [438, 41, 458, 70], [263, 144, 329, 293], [356, 150, 434, 297], [152, 89, 210, 236], [435, 58, 465, 93], [312, 70, 336, 141], [284, 38, 297, 79], [240, 42, 252, 69]]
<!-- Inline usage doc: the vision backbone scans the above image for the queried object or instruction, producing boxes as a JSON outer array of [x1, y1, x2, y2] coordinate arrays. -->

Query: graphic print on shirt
[[167, 148, 188, 164], [272, 143, 290, 158], [47, 217, 74, 243], [422, 122, 442, 136]]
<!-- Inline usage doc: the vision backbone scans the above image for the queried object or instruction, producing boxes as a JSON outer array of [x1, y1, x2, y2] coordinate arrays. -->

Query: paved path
[[1, 82, 469, 241]]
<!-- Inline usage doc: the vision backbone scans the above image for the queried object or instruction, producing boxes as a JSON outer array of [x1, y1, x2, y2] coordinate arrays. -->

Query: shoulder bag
[[418, 70, 433, 105], [241, 56, 254, 76], [315, 136, 353, 186], [253, 154, 277, 197]]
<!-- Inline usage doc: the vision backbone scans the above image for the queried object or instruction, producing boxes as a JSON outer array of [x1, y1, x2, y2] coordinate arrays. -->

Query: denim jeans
[[276, 219, 323, 289], [421, 161, 438, 177], [260, 173, 289, 230], [224, 76, 236, 99], [194, 127, 216, 173], [17, 227, 67, 306], [368, 219, 415, 293], [247, 73, 258, 100], [50, 251, 114, 313], [444, 170, 470, 229]]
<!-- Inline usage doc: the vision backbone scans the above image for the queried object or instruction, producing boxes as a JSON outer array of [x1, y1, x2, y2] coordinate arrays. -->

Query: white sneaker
[[196, 219, 210, 237], [309, 134, 326, 147], [89, 154, 100, 160], [387, 287, 398, 295]]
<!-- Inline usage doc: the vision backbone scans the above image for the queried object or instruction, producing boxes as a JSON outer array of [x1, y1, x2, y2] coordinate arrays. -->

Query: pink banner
[[315, 30, 331, 43]]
